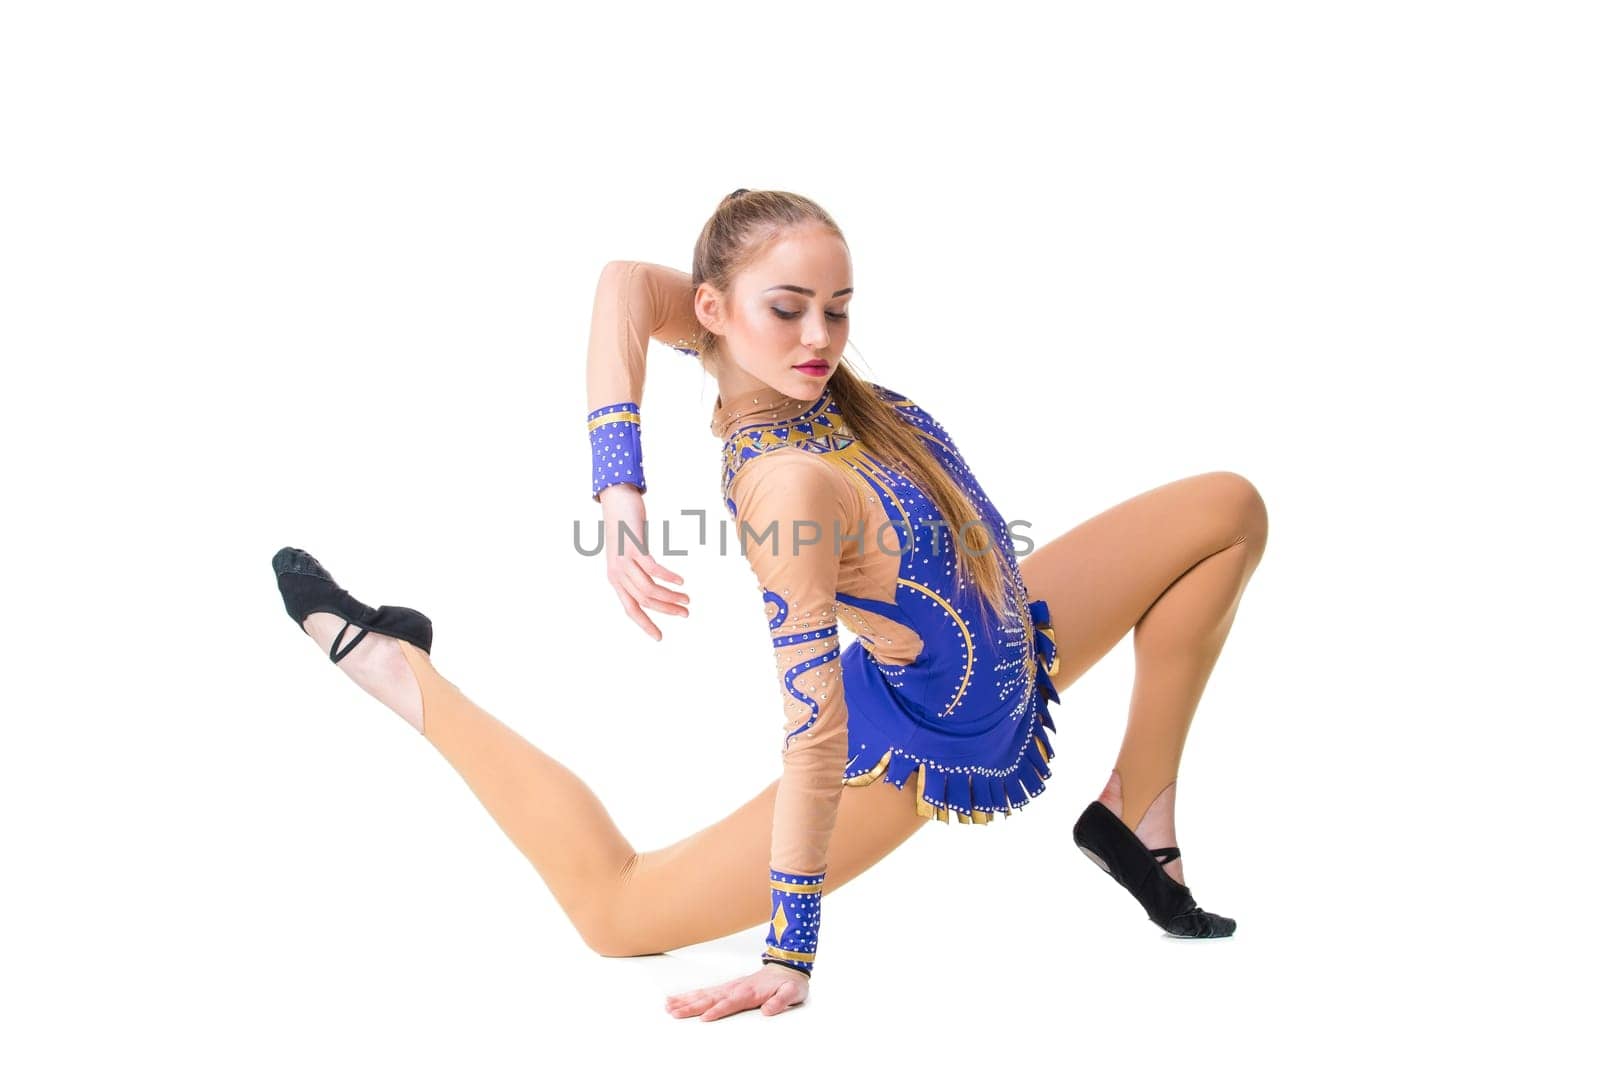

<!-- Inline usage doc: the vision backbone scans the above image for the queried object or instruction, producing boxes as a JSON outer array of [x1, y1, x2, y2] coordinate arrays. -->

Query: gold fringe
[[1036, 623, 1061, 678], [844, 748, 894, 787], [914, 763, 933, 819], [840, 637, 1057, 825]]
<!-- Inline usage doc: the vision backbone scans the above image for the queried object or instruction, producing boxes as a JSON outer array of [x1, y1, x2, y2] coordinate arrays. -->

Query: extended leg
[[1019, 471, 1268, 884], [395, 640, 637, 939], [389, 640, 926, 957]]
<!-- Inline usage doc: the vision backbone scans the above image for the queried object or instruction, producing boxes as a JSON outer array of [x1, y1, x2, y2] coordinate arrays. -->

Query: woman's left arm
[[666, 449, 859, 1021]]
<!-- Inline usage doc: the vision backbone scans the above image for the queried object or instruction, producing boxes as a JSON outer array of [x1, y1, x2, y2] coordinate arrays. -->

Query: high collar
[[709, 380, 835, 440]]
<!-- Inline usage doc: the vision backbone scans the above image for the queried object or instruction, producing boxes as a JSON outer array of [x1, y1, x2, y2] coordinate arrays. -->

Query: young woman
[[271, 188, 1269, 1022]]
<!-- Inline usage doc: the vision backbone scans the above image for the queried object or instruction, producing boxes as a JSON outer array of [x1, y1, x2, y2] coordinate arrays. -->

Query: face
[[698, 223, 853, 401]]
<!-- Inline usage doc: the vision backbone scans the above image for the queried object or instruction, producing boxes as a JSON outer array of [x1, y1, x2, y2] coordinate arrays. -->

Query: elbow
[[597, 259, 634, 287]]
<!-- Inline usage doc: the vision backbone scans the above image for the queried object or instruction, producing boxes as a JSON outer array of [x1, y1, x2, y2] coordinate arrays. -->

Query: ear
[[694, 282, 729, 341]]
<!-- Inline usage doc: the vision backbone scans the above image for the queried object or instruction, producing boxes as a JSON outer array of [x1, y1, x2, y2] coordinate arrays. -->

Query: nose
[[801, 311, 832, 351]]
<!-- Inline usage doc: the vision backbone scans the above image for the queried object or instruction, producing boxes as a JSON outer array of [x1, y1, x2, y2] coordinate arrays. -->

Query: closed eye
[[772, 309, 849, 321]]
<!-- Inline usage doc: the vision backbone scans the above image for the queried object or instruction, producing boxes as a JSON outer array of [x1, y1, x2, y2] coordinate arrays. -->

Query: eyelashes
[[772, 309, 849, 321]]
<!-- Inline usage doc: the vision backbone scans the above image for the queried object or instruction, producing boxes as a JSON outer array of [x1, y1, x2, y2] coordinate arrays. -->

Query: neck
[[709, 377, 834, 440]]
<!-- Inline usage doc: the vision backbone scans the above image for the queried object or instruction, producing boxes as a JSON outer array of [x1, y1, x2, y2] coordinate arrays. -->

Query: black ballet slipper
[[1072, 800, 1236, 938], [271, 546, 433, 662]]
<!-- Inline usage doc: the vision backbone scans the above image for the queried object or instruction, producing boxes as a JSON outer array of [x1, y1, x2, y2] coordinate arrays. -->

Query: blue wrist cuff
[[761, 868, 823, 976], [588, 402, 646, 501]]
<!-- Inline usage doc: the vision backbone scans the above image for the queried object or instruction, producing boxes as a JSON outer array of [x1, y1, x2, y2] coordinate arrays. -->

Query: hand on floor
[[665, 964, 809, 1021]]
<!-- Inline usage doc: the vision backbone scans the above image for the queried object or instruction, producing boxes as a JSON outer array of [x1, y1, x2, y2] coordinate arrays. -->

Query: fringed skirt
[[840, 598, 1063, 824]]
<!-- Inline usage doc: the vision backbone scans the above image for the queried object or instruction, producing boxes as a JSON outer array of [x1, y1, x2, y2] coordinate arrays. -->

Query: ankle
[[1096, 771, 1186, 884], [1096, 768, 1126, 819], [1099, 771, 1177, 834], [302, 612, 426, 733]]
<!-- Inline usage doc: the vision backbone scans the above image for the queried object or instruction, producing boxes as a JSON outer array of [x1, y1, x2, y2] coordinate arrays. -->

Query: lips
[[795, 361, 829, 369]]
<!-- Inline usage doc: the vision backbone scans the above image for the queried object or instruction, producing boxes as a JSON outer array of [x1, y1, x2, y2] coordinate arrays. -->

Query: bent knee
[[585, 934, 649, 959], [569, 872, 664, 959], [574, 904, 647, 959], [1206, 471, 1269, 551]]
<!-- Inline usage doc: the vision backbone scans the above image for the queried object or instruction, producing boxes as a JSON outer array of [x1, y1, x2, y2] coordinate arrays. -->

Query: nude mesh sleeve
[[583, 261, 702, 500], [728, 450, 857, 975], [584, 260, 701, 413]]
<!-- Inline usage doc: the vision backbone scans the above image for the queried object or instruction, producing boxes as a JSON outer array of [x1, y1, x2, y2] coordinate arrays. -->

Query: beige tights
[[1018, 471, 1270, 890], [383, 636, 925, 958], [296, 470, 1266, 954]]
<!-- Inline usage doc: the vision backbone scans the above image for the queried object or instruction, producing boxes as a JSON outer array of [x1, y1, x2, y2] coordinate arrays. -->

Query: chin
[[772, 374, 829, 401]]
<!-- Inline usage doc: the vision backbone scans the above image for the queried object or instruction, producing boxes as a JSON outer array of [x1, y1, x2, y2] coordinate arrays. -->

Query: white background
[[3, 0, 1594, 1061]]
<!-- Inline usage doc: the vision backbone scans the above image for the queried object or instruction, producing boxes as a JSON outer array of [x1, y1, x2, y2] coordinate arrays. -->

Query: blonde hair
[[685, 188, 1012, 627]]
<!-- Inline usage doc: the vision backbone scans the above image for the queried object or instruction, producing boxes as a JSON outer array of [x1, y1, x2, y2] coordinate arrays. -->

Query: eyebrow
[[765, 284, 853, 297]]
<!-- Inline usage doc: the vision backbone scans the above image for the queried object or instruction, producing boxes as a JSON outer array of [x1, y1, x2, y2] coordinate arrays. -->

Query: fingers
[[665, 991, 716, 1018], [609, 556, 689, 641], [662, 985, 726, 1017], [613, 586, 662, 641], [622, 557, 689, 614], [699, 989, 758, 1022], [602, 513, 688, 601], [598, 507, 690, 636], [638, 554, 686, 588], [761, 981, 802, 1016], [664, 975, 803, 1021]]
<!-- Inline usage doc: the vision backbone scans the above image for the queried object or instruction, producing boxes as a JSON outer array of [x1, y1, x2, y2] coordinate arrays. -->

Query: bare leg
[[292, 612, 928, 957], [1019, 471, 1268, 885]]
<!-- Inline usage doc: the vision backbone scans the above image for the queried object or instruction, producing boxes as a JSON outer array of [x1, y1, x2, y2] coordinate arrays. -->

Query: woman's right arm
[[585, 260, 700, 440], [584, 261, 699, 637]]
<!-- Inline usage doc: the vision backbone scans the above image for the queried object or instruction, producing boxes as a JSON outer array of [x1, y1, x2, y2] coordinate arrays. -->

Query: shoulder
[[729, 446, 848, 501], [865, 381, 961, 454], [866, 381, 943, 430], [727, 448, 855, 525]]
